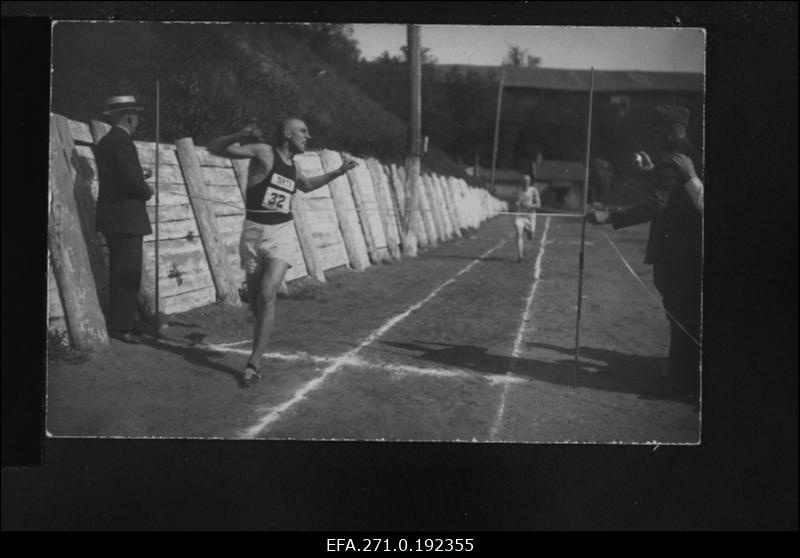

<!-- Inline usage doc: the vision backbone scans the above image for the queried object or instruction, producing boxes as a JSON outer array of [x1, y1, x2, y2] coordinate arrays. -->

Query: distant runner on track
[[208, 118, 357, 387], [514, 174, 541, 263]]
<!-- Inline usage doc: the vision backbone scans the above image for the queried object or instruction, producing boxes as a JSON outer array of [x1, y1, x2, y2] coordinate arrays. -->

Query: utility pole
[[490, 66, 506, 191], [402, 24, 422, 254]]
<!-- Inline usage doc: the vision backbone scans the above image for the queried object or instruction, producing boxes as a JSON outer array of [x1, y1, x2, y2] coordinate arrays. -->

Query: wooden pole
[[49, 114, 109, 350], [402, 24, 422, 244], [574, 68, 595, 387], [366, 158, 402, 260], [291, 193, 326, 283], [490, 66, 506, 191], [154, 80, 161, 333], [175, 137, 241, 304], [320, 150, 370, 271]]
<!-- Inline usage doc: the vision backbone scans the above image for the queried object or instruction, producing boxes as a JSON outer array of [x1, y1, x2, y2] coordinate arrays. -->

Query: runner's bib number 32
[[261, 173, 296, 213]]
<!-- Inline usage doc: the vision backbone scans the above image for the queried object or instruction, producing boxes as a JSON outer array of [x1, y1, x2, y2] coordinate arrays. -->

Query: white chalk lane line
[[238, 234, 514, 439], [489, 216, 552, 441], [204, 343, 530, 385]]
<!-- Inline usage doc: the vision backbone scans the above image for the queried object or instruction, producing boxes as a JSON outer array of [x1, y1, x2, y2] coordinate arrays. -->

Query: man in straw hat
[[588, 105, 703, 400], [208, 118, 356, 387], [95, 95, 153, 344]]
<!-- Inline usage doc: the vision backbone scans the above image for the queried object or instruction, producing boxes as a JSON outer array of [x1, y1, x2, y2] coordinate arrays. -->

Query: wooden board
[[431, 175, 452, 241], [176, 137, 240, 305], [49, 114, 109, 349], [319, 150, 370, 271], [387, 164, 406, 220], [417, 173, 439, 247], [195, 146, 234, 168], [460, 180, 478, 229], [366, 158, 401, 260], [133, 141, 180, 166], [47, 252, 66, 321], [289, 193, 325, 282], [161, 286, 217, 315], [446, 176, 467, 231], [144, 218, 201, 243], [89, 119, 111, 144], [294, 152, 350, 272], [68, 144, 110, 315], [231, 159, 250, 200], [395, 162, 426, 252], [203, 183, 244, 205], [346, 155, 390, 264], [437, 174, 462, 238], [422, 174, 448, 243], [144, 244, 216, 299], [435, 174, 457, 239], [68, 118, 93, 144]]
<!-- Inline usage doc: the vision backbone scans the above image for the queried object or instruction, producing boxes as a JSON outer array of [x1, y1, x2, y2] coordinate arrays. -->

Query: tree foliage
[[50, 22, 471, 179], [503, 45, 541, 68]]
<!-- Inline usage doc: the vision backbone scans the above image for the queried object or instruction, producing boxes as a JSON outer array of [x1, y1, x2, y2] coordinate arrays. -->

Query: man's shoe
[[239, 364, 262, 388], [109, 330, 141, 344]]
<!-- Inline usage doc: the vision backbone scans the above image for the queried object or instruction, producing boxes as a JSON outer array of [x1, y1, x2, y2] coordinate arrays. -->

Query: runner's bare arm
[[207, 124, 267, 159], [296, 156, 358, 193], [531, 188, 542, 209]]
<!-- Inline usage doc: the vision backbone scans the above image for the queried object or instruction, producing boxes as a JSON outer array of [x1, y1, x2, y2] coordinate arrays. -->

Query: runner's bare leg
[[247, 258, 290, 370]]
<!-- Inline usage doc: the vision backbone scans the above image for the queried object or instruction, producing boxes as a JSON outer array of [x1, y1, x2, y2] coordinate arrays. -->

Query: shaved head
[[274, 117, 304, 143], [274, 116, 311, 154]]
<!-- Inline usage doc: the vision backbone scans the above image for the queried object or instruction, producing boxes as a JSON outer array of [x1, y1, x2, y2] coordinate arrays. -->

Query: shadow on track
[[418, 254, 517, 264], [379, 340, 693, 402], [137, 333, 244, 386]]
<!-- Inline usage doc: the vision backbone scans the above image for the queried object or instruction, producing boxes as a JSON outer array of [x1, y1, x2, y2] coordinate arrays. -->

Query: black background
[[2, 2, 797, 531]]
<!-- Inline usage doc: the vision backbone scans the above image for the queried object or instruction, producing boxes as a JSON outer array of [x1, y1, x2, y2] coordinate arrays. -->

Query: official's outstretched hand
[[587, 209, 610, 225], [632, 151, 654, 171]]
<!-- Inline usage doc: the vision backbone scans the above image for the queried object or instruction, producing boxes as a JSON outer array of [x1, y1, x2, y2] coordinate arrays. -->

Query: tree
[[503, 45, 541, 68]]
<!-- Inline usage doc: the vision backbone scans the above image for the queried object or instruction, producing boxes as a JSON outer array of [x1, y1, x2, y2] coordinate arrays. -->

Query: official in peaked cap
[[589, 104, 702, 400]]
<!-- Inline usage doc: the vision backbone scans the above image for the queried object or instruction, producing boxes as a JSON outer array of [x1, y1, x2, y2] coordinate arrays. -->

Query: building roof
[[479, 168, 525, 183], [536, 160, 585, 182], [477, 161, 585, 185], [437, 65, 703, 92]]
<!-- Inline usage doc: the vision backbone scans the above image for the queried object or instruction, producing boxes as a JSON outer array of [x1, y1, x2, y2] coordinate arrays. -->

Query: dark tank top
[[245, 147, 296, 224]]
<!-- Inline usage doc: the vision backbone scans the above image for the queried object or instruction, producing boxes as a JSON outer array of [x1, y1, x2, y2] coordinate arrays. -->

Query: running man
[[208, 118, 357, 387], [514, 174, 541, 262]]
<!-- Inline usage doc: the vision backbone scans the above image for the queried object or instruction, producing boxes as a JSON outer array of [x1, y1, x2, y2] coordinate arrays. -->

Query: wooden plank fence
[[47, 114, 508, 348]]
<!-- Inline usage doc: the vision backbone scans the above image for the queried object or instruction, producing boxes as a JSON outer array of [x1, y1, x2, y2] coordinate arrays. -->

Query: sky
[[350, 25, 705, 73]]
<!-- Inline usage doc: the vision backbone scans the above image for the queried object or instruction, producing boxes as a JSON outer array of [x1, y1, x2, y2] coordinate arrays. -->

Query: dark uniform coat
[[94, 126, 153, 332], [610, 138, 702, 384], [95, 126, 153, 235]]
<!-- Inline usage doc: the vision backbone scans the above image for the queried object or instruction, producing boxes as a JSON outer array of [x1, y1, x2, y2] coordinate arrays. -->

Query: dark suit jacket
[[610, 138, 702, 266], [95, 126, 153, 235]]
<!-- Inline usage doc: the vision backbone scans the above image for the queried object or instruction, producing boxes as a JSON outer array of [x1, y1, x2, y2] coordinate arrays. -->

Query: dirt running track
[[47, 216, 700, 443]]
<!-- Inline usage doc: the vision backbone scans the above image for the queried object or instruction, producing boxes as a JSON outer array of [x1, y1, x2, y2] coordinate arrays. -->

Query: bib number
[[261, 186, 291, 213], [270, 172, 296, 192]]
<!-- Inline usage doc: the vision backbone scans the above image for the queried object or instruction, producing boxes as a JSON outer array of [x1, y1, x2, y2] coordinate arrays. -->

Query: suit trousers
[[653, 256, 701, 385], [105, 233, 144, 332]]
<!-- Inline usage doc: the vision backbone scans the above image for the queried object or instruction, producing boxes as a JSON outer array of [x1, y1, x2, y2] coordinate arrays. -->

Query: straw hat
[[101, 95, 144, 115]]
